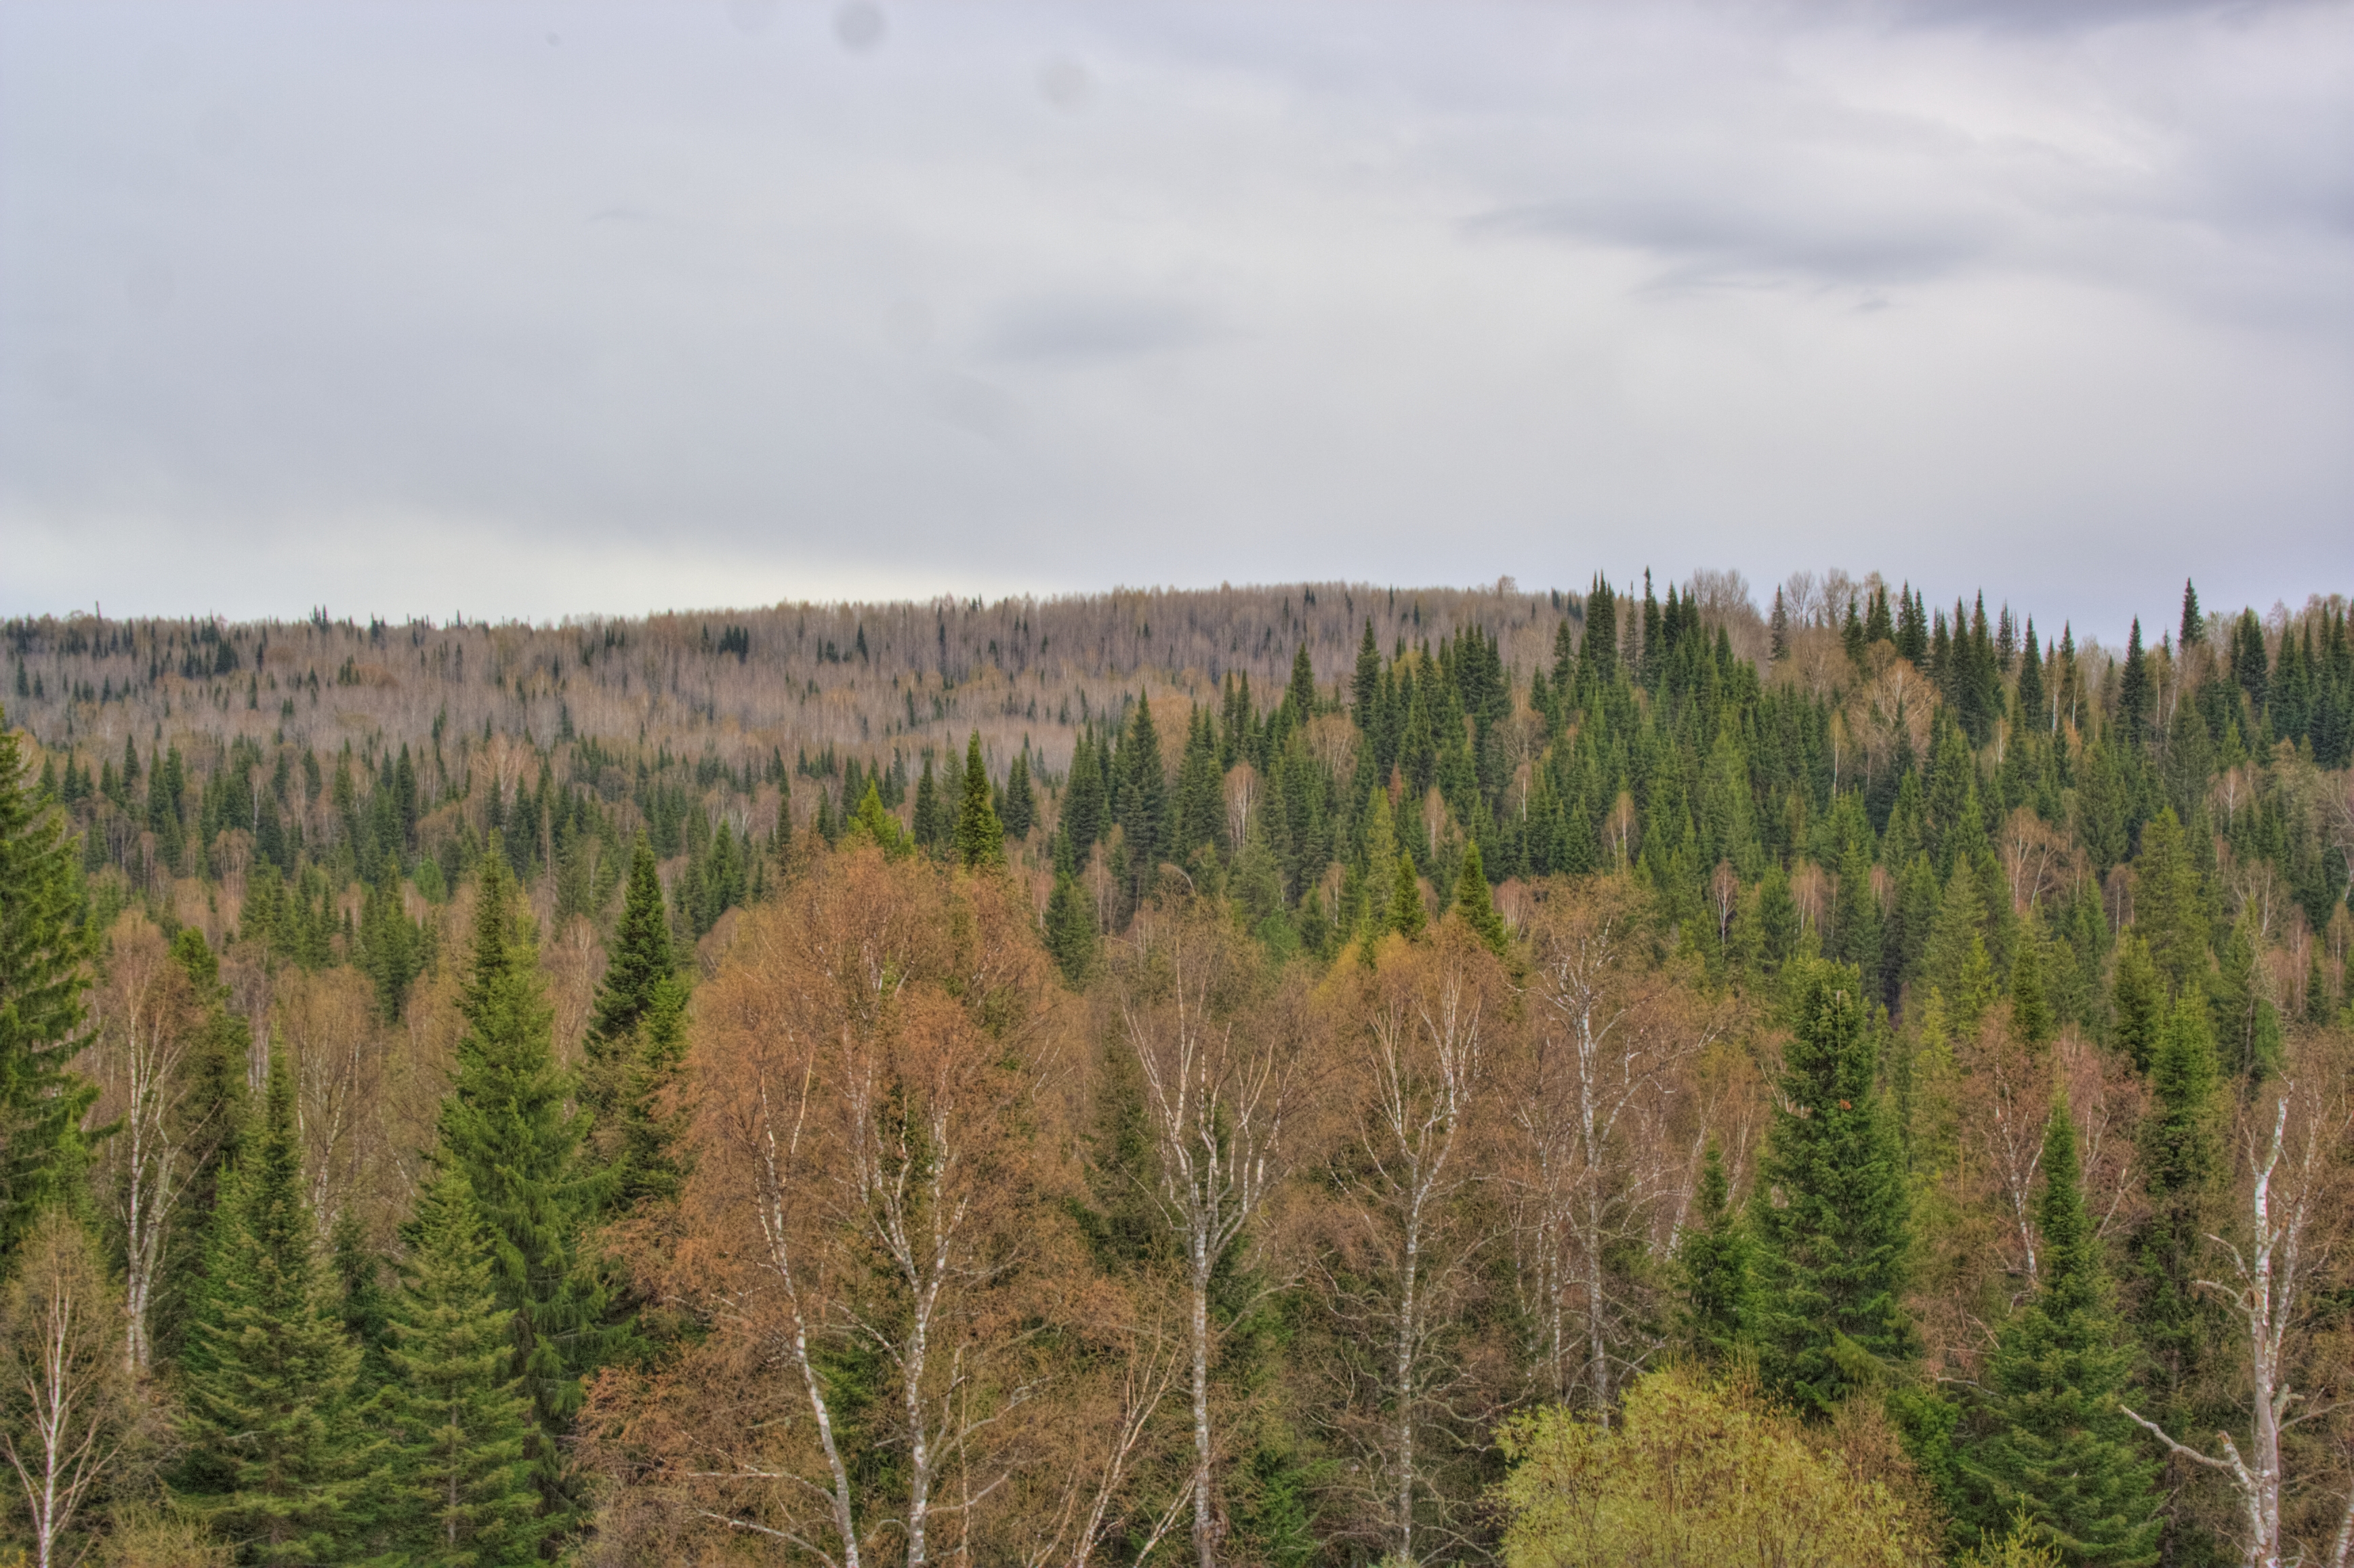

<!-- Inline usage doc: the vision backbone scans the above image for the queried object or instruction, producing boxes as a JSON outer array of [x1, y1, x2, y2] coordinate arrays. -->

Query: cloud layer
[[2, 0, 2347, 635]]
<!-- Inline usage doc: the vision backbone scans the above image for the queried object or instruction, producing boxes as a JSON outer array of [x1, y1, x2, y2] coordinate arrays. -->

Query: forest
[[0, 569, 2351, 1567]]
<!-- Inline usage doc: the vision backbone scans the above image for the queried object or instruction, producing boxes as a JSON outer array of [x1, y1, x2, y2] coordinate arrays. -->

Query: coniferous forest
[[1, 571, 2352, 1567]]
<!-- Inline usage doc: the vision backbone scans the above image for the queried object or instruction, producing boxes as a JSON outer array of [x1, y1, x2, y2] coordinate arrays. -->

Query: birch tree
[[0, 1214, 144, 1568], [1115, 903, 1302, 1568]]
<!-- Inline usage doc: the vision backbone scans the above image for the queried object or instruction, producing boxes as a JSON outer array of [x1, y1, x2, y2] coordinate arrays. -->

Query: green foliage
[[953, 730, 1006, 871], [1044, 869, 1098, 986], [1387, 852, 1426, 939], [1752, 960, 1918, 1416], [2131, 995, 2221, 1416], [1451, 839, 1508, 955], [0, 709, 101, 1268], [1495, 1365, 1936, 1567], [435, 850, 606, 1534], [1960, 1096, 2162, 1565], [175, 1047, 377, 1564], [1677, 1142, 1752, 1363], [374, 1170, 547, 1567]]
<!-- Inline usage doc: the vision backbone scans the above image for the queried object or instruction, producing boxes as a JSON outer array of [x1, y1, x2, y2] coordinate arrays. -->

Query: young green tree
[[1677, 1142, 1752, 1364], [0, 710, 100, 1269], [1388, 852, 1426, 940], [175, 1046, 376, 1564], [1044, 869, 1098, 987], [1451, 839, 1508, 955], [436, 848, 606, 1533], [1750, 959, 1918, 1416], [2130, 995, 2221, 1423], [953, 730, 1006, 871], [375, 1169, 546, 1568], [1960, 1096, 2162, 1565]]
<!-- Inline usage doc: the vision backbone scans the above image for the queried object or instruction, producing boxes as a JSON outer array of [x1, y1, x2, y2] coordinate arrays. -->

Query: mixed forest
[[1, 570, 2353, 1568]]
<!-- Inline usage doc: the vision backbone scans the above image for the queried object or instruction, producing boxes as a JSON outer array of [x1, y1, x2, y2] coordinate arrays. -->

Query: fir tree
[[2177, 581, 2202, 651], [1451, 840, 1507, 955], [0, 709, 101, 1268], [1678, 1142, 1752, 1363], [1961, 1096, 2161, 1566], [437, 848, 606, 1533], [1352, 620, 1383, 735], [375, 1170, 547, 1568], [2116, 620, 2151, 747], [152, 928, 249, 1369], [1119, 696, 1168, 896], [843, 779, 909, 859], [176, 1046, 375, 1563], [953, 730, 1006, 871], [1752, 959, 1917, 1416], [2130, 808, 2206, 997]]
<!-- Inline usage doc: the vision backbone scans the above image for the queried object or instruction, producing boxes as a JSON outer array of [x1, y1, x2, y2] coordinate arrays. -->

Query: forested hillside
[[1, 571, 2351, 1567]]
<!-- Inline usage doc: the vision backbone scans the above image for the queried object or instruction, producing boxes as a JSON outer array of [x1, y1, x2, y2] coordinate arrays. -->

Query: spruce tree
[[2107, 935, 2164, 1072], [1960, 1095, 2162, 1566], [953, 730, 1006, 870], [1752, 959, 1917, 1416], [1119, 696, 1168, 897], [438, 848, 605, 1533], [1451, 840, 1508, 955], [376, 1169, 547, 1568], [911, 754, 943, 853], [2131, 995, 2221, 1422], [176, 1046, 375, 1563], [2130, 808, 2206, 997], [1678, 1142, 1752, 1363], [1387, 852, 1426, 939], [0, 709, 100, 1268], [1046, 869, 1098, 987], [1000, 748, 1037, 841], [152, 928, 249, 1369]]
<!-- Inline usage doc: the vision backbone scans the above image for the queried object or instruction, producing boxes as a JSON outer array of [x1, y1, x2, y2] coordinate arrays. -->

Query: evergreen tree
[[2130, 808, 2206, 997], [1000, 747, 1037, 841], [911, 754, 943, 854], [1960, 1096, 2162, 1566], [2107, 935, 2164, 1072], [2116, 620, 2151, 747], [1678, 1142, 1751, 1363], [176, 1046, 375, 1563], [2131, 995, 2221, 1421], [2207, 913, 2281, 1082], [437, 848, 606, 1533], [2177, 581, 2202, 651], [843, 779, 910, 859], [0, 709, 100, 1268], [1118, 696, 1168, 897], [1045, 869, 1098, 987], [1451, 840, 1508, 955], [152, 928, 249, 1368], [1387, 852, 1426, 939], [376, 1169, 547, 1568], [1752, 959, 1916, 1416], [1352, 620, 1383, 735], [953, 730, 1006, 871]]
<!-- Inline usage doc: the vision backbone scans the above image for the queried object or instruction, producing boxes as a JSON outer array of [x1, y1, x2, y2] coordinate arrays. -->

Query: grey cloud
[[980, 295, 1212, 363]]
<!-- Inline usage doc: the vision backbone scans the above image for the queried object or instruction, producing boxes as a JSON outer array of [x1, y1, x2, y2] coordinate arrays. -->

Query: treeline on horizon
[[0, 569, 2349, 1567]]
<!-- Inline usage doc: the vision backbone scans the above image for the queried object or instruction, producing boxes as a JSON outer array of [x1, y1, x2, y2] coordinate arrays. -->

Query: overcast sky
[[3, 0, 2348, 638]]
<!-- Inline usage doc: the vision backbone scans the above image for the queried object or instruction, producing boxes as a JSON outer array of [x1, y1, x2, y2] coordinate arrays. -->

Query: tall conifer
[[376, 1169, 547, 1568], [1678, 1142, 1752, 1363], [177, 1046, 375, 1563], [0, 709, 100, 1268], [953, 730, 1006, 871], [438, 848, 605, 1533], [1961, 1096, 2162, 1565], [1752, 960, 1916, 1416]]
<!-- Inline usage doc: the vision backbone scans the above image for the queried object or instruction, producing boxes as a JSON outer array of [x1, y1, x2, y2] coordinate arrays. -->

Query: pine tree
[[176, 1046, 375, 1563], [1962, 1096, 2162, 1566], [438, 848, 606, 1533], [953, 730, 1006, 871], [1678, 1142, 1751, 1363], [376, 1170, 547, 1568], [1451, 840, 1508, 955], [1752, 959, 1917, 1416], [0, 709, 101, 1269]]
